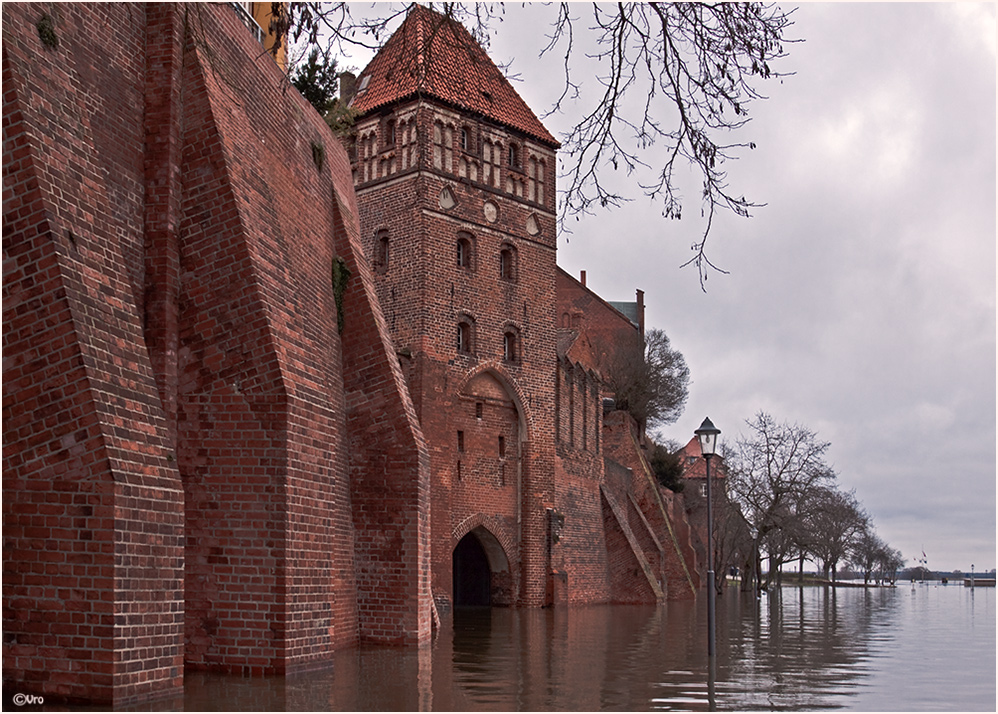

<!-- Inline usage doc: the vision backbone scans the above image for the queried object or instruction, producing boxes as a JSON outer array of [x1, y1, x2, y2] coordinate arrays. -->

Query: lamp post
[[695, 416, 721, 658]]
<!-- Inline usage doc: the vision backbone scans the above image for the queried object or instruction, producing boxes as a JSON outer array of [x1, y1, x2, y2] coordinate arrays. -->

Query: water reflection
[[121, 585, 993, 712]]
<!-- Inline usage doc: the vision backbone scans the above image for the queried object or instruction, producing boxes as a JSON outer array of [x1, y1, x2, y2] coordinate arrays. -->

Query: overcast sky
[[340, 3, 996, 571]]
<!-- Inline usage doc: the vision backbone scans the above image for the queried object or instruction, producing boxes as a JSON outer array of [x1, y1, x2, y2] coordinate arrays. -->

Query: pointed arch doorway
[[452, 526, 512, 607]]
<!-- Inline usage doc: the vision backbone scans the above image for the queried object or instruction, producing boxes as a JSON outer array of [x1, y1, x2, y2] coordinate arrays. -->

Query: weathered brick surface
[[602, 413, 699, 599], [4, 1, 430, 703], [3, 3, 183, 704]]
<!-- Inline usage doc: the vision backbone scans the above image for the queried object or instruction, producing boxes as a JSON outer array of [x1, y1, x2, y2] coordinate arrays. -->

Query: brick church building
[[2, 3, 700, 706]]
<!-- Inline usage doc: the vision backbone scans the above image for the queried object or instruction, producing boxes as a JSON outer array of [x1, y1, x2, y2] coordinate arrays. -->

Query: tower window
[[503, 330, 518, 362], [385, 118, 396, 147], [508, 143, 520, 168], [457, 233, 474, 269], [374, 230, 389, 273], [476, 402, 483, 419], [498, 435, 506, 458], [461, 126, 471, 152], [499, 246, 516, 281], [457, 430, 465, 453], [457, 319, 475, 354]]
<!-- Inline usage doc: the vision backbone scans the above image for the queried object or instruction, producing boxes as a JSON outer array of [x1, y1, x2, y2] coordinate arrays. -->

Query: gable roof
[[350, 4, 559, 147]]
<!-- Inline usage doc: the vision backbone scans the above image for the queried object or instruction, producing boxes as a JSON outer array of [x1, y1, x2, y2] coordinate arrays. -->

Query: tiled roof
[[350, 5, 559, 147]]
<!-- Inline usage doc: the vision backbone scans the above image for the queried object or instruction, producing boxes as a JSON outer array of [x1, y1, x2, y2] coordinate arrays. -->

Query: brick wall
[[3, 3, 183, 704], [4, 2, 431, 703]]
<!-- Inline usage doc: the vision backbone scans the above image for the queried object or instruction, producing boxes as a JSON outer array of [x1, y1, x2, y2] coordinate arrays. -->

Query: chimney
[[580, 270, 586, 287], [636, 288, 645, 337]]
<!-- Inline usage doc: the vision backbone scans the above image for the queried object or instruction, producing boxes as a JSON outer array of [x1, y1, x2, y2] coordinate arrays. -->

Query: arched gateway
[[452, 526, 512, 607]]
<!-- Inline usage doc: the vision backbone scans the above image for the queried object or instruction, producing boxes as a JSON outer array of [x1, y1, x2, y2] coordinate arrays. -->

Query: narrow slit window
[[503, 331, 517, 362], [499, 246, 515, 281], [457, 321, 473, 354], [457, 234, 473, 269], [374, 230, 389, 273], [457, 430, 465, 453]]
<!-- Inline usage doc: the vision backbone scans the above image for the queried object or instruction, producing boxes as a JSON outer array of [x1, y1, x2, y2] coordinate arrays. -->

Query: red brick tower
[[349, 6, 560, 609]]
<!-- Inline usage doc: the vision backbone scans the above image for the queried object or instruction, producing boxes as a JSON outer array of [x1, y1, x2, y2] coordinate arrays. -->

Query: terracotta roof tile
[[350, 5, 559, 147]]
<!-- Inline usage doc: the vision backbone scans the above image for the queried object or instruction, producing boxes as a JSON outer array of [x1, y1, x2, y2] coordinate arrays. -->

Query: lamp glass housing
[[695, 417, 721, 457]]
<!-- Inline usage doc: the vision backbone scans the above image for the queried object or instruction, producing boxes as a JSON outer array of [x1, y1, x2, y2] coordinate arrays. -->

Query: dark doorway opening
[[453, 533, 491, 607]]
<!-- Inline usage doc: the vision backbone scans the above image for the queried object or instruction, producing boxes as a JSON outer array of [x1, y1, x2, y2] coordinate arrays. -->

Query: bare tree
[[710, 486, 753, 595], [727, 412, 837, 595], [270, 2, 795, 287], [852, 528, 888, 585], [803, 486, 868, 583], [876, 546, 905, 585]]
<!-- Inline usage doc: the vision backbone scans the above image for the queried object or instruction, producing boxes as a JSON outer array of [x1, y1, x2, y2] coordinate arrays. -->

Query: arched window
[[536, 159, 546, 205], [499, 245, 516, 281], [457, 318, 475, 354], [460, 126, 471, 152], [503, 329, 518, 362], [384, 118, 396, 147], [457, 232, 474, 269], [508, 143, 519, 168], [374, 229, 389, 273], [433, 121, 452, 171]]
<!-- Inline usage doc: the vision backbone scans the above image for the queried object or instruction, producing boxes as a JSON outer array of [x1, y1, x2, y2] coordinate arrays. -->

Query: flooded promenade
[[112, 583, 994, 712]]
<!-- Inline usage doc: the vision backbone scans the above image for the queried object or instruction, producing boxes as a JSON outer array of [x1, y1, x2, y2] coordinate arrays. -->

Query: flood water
[[137, 583, 992, 712]]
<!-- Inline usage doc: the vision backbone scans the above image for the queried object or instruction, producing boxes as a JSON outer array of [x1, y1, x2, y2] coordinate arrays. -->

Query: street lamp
[[695, 416, 721, 658]]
